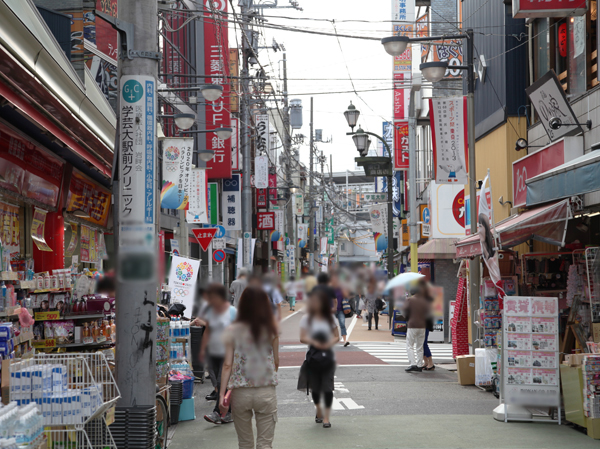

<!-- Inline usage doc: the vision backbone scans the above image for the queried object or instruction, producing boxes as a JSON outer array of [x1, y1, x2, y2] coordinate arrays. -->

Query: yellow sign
[[34, 311, 61, 321], [401, 219, 409, 246], [32, 339, 56, 349]]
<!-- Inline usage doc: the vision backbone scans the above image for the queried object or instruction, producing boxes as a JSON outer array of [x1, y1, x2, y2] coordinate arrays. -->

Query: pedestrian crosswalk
[[353, 342, 454, 365]]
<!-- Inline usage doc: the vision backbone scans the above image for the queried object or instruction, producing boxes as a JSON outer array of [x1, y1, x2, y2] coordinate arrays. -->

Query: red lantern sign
[[558, 23, 567, 58]]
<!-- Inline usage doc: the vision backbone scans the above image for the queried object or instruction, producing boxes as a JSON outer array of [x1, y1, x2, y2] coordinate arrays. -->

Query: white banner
[[297, 223, 308, 246], [275, 210, 285, 250], [293, 192, 304, 216], [160, 137, 193, 209], [223, 174, 241, 230], [255, 155, 269, 189], [430, 97, 469, 185], [231, 117, 240, 171], [168, 255, 200, 318], [186, 168, 208, 224], [255, 114, 270, 158], [369, 204, 388, 236], [320, 237, 327, 255], [286, 245, 295, 272], [316, 205, 323, 223]]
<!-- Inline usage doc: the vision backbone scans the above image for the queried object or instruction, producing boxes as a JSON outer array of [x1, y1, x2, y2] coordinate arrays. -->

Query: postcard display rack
[[9, 352, 120, 448], [494, 296, 561, 423]]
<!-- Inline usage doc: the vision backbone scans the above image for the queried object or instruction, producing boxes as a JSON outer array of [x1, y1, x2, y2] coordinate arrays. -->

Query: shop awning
[[455, 199, 571, 258], [527, 151, 600, 206], [408, 239, 457, 260]]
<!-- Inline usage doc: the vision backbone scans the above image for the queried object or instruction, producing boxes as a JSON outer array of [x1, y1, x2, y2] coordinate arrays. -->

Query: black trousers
[[368, 311, 379, 330], [208, 355, 231, 414]]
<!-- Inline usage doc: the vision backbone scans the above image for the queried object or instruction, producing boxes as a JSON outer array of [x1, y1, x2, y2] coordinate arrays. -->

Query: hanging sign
[[430, 97, 469, 184], [297, 223, 308, 247], [204, 0, 232, 179], [274, 210, 284, 249], [0, 202, 20, 258], [256, 188, 268, 208], [66, 170, 111, 227], [231, 117, 240, 171], [186, 169, 208, 223], [168, 255, 200, 318], [255, 114, 270, 158], [118, 74, 156, 261], [192, 227, 217, 252], [286, 245, 295, 271], [170, 239, 180, 256], [369, 204, 388, 236], [293, 192, 304, 216], [31, 208, 52, 252], [212, 238, 225, 250], [316, 206, 323, 223], [512, 0, 588, 18], [65, 223, 78, 257], [80, 225, 91, 262], [161, 137, 193, 209], [255, 155, 269, 189], [268, 173, 277, 206], [257, 212, 275, 230], [223, 174, 241, 230], [208, 182, 219, 225], [394, 121, 409, 170]]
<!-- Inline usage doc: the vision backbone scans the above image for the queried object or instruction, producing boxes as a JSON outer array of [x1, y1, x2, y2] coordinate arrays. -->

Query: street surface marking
[[345, 314, 358, 340], [354, 342, 454, 365], [281, 307, 305, 323]]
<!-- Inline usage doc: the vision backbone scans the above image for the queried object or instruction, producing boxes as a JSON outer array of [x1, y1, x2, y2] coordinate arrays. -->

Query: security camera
[[549, 117, 562, 130]]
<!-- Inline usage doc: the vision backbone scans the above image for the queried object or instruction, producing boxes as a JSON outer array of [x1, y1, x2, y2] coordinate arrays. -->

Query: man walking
[[229, 268, 248, 307], [403, 280, 432, 372]]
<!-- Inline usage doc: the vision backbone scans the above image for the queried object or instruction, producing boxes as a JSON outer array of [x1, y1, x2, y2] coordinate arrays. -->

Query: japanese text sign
[[186, 168, 208, 223], [255, 155, 269, 189], [161, 137, 193, 210], [394, 121, 409, 170], [222, 174, 241, 230], [257, 212, 275, 230]]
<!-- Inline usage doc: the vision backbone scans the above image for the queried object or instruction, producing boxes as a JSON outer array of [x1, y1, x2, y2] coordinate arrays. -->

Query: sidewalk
[[347, 313, 395, 343]]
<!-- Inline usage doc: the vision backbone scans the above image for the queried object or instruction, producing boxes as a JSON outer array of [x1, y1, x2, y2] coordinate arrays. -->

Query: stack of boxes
[[0, 325, 14, 359], [9, 360, 103, 425], [583, 355, 600, 419]]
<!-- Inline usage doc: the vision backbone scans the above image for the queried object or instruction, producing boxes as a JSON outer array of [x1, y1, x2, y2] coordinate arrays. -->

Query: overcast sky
[[234, 0, 397, 174]]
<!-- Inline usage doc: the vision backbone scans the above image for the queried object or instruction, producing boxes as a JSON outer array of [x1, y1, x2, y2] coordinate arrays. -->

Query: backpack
[[342, 299, 353, 317]]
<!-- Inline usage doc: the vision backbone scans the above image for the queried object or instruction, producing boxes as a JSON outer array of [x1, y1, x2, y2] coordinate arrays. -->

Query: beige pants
[[231, 386, 277, 449], [406, 328, 426, 367]]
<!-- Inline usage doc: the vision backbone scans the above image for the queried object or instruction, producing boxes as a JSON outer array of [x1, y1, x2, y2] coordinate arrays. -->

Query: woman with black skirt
[[298, 289, 340, 428]]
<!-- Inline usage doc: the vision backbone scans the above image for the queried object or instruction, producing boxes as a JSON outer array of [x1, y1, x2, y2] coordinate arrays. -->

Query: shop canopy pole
[[110, 0, 159, 441]]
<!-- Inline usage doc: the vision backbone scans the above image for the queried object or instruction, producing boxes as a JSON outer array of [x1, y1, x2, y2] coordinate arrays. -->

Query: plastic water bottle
[[174, 319, 181, 337], [169, 318, 175, 338]]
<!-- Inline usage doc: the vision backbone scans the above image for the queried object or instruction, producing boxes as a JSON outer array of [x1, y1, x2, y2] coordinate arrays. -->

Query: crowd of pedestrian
[[189, 268, 435, 448]]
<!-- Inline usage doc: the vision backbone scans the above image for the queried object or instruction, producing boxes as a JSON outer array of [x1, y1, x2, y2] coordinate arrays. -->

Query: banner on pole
[[430, 97, 469, 184], [297, 223, 308, 247], [161, 137, 193, 209], [31, 208, 52, 252], [255, 155, 269, 189], [293, 193, 304, 216], [255, 114, 270, 159], [186, 168, 208, 223], [222, 174, 241, 230], [168, 255, 200, 318], [393, 120, 409, 170]]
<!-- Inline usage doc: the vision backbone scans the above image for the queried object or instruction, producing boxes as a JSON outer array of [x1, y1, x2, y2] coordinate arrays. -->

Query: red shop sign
[[394, 120, 409, 170], [256, 188, 267, 208], [512, 136, 582, 207], [257, 212, 275, 230], [513, 0, 588, 18]]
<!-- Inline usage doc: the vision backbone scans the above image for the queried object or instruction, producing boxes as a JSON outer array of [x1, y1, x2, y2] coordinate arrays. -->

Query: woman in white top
[[297, 289, 340, 428], [220, 286, 280, 449]]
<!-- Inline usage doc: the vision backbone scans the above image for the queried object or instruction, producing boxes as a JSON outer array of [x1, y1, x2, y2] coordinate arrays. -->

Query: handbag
[[342, 299, 353, 317]]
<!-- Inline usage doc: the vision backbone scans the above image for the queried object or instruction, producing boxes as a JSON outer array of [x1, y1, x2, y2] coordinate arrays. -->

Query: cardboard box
[[593, 323, 600, 344], [588, 417, 600, 440], [456, 355, 476, 385]]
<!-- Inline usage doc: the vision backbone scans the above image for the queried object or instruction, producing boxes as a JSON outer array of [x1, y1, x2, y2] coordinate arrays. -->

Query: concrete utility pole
[[308, 97, 314, 270], [408, 91, 418, 273], [240, 0, 253, 270], [282, 53, 295, 277], [113, 0, 159, 432]]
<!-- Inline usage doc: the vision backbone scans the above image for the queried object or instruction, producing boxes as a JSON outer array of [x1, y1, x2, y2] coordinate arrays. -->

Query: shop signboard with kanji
[[257, 212, 275, 230], [186, 168, 208, 224], [222, 174, 241, 230], [256, 189, 268, 209], [393, 121, 409, 170], [204, 0, 231, 179], [66, 170, 111, 228]]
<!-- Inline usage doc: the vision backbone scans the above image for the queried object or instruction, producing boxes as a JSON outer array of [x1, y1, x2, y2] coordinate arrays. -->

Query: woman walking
[[364, 277, 380, 331], [219, 286, 279, 449], [298, 289, 340, 428]]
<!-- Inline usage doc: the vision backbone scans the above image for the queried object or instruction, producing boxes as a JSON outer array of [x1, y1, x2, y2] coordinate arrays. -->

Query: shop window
[[534, 18, 550, 83], [568, 15, 588, 95]]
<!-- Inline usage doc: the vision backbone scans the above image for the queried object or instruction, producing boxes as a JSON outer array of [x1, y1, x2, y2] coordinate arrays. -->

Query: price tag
[[35, 311, 61, 321], [32, 339, 56, 348], [105, 405, 116, 426]]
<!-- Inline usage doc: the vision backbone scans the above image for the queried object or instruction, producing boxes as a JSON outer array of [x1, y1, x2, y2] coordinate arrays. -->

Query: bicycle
[[156, 384, 170, 449]]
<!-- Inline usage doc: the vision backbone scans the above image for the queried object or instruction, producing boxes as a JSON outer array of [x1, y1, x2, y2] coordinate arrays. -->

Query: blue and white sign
[[222, 175, 241, 231], [202, 224, 226, 238], [421, 206, 431, 237], [118, 75, 156, 254]]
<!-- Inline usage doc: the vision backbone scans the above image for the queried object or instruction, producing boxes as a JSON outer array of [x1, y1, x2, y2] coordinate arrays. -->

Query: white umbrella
[[385, 272, 425, 291]]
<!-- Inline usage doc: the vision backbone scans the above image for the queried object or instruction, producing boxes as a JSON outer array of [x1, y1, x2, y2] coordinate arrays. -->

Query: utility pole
[[113, 0, 159, 437], [240, 0, 253, 270], [282, 53, 295, 279], [408, 91, 418, 273], [308, 97, 314, 270]]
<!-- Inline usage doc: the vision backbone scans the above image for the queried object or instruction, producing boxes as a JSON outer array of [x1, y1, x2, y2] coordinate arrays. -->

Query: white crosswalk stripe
[[353, 342, 454, 365]]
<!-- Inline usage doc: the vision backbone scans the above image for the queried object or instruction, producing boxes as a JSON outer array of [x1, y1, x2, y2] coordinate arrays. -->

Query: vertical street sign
[[118, 75, 156, 281]]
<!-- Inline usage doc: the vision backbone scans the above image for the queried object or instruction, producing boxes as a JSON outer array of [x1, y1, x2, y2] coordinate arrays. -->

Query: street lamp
[[352, 126, 369, 155], [381, 35, 409, 57], [198, 150, 215, 162], [214, 127, 233, 140], [419, 61, 448, 83], [344, 102, 360, 130], [200, 84, 224, 102], [173, 113, 195, 130]]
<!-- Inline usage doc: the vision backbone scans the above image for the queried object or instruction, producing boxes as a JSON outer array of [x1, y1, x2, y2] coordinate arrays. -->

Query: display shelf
[[0, 271, 19, 280], [0, 306, 34, 318], [14, 330, 34, 345], [32, 288, 72, 293], [33, 339, 113, 349]]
